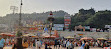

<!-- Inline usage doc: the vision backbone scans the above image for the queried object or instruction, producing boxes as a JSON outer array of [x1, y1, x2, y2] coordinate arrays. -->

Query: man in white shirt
[[63, 40, 67, 47], [36, 40, 42, 49], [66, 40, 70, 49]]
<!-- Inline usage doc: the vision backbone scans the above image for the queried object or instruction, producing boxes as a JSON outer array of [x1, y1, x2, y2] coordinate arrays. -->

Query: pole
[[47, 11, 54, 49], [108, 29, 111, 40], [14, 0, 23, 48], [19, 0, 22, 27], [49, 22, 52, 48], [16, 0, 23, 37]]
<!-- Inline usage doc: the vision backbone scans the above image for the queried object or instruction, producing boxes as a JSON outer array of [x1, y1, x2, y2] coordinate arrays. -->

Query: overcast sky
[[0, 0, 111, 16]]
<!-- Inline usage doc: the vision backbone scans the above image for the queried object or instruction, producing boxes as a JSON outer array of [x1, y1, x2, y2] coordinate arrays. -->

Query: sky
[[0, 0, 111, 16]]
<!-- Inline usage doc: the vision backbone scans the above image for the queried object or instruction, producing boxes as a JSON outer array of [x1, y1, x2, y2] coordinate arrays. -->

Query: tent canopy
[[23, 33, 38, 38], [65, 36, 74, 39], [80, 37, 93, 40], [42, 33, 56, 38], [97, 38, 107, 40], [42, 32, 50, 37], [0, 33, 15, 37]]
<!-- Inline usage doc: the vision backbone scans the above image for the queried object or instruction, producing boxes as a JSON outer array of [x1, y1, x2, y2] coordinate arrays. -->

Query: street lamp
[[19, 0, 23, 27], [15, 0, 23, 48], [47, 11, 55, 48], [16, 0, 23, 37]]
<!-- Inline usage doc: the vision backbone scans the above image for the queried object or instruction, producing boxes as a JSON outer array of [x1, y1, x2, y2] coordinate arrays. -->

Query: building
[[64, 14, 71, 30]]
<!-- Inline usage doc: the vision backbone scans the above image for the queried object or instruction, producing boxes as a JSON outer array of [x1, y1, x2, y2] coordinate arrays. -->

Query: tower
[[64, 14, 71, 30], [10, 6, 18, 14]]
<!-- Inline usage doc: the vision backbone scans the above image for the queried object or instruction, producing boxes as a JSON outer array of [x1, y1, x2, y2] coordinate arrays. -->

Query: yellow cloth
[[22, 42, 28, 48]]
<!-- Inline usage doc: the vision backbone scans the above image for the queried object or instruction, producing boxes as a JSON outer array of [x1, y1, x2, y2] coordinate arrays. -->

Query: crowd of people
[[0, 36, 111, 49], [53, 39, 110, 49]]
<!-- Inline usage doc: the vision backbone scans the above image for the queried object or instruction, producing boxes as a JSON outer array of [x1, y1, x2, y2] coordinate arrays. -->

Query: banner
[[90, 28, 96, 32], [52, 27, 63, 31], [64, 19, 71, 21], [54, 24, 64, 27], [105, 25, 111, 29], [84, 26, 90, 29]]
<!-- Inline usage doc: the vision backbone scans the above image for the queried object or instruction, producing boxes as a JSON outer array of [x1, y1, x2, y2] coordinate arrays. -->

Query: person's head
[[84, 40, 86, 43], [69, 40, 71, 42], [37, 40, 39, 41], [24, 39, 27, 43]]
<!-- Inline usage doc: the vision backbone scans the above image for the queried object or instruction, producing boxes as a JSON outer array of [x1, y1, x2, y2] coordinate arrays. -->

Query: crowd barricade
[[104, 47, 111, 49]]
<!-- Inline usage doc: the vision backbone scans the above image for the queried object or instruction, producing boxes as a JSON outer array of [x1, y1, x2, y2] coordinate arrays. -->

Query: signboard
[[65, 24, 70, 25], [54, 24, 64, 27], [90, 28, 96, 32], [84, 26, 90, 29], [105, 25, 111, 29], [52, 27, 63, 31]]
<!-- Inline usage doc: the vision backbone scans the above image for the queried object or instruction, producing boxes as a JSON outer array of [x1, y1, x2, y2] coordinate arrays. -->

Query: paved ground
[[4, 46, 103, 49]]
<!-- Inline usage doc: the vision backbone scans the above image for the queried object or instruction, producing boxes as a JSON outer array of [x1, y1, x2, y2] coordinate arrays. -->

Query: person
[[11, 39, 15, 45], [79, 41, 85, 49], [6, 38, 9, 46], [95, 42, 98, 47], [9, 39, 11, 45], [84, 42, 89, 49], [45, 42, 48, 49], [36, 40, 42, 49], [63, 40, 67, 47], [12, 37, 24, 49], [0, 36, 5, 49], [33, 39, 35, 47], [66, 40, 70, 49], [101, 43, 103, 48], [54, 39, 58, 49], [40, 40, 43, 46], [92, 41, 95, 47], [30, 39, 33, 47], [22, 40, 28, 49], [68, 41, 74, 49], [58, 40, 61, 49], [74, 41, 77, 47]]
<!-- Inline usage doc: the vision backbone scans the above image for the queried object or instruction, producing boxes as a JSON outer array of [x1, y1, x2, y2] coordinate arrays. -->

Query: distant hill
[[0, 10, 69, 30]]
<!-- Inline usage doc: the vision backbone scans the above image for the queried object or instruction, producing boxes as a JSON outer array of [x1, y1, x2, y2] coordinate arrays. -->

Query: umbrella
[[44, 35, 56, 38], [23, 33, 38, 38], [65, 36, 74, 39], [0, 33, 15, 37], [0, 33, 7, 36], [97, 38, 107, 40], [80, 37, 93, 40], [42, 33, 56, 38]]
